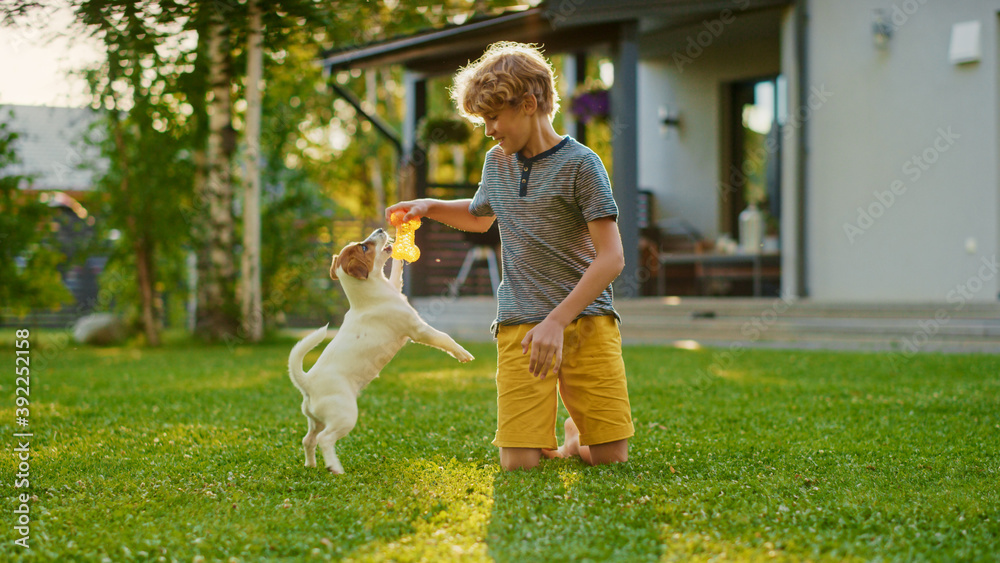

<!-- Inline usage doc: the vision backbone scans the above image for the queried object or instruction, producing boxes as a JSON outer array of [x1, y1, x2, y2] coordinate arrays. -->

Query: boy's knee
[[589, 440, 628, 466]]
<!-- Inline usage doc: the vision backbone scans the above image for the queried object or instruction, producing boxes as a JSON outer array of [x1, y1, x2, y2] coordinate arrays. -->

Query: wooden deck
[[409, 296, 1000, 354]]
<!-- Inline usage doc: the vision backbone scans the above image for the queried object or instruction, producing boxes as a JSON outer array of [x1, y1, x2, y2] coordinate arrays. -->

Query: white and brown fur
[[288, 229, 474, 473]]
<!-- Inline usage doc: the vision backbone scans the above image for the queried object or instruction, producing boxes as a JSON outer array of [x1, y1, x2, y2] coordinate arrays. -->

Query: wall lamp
[[659, 105, 681, 134], [872, 9, 893, 49]]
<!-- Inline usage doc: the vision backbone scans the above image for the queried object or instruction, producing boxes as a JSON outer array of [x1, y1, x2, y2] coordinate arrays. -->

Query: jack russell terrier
[[288, 228, 474, 473]]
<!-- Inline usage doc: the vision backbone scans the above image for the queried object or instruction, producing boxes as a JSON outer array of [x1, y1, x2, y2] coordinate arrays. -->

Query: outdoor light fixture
[[872, 9, 893, 49], [659, 105, 681, 134]]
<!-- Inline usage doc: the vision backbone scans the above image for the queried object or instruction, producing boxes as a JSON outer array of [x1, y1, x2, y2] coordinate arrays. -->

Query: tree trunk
[[133, 236, 161, 346], [196, 7, 239, 341], [189, 148, 205, 333], [111, 119, 161, 346], [241, 0, 263, 343]]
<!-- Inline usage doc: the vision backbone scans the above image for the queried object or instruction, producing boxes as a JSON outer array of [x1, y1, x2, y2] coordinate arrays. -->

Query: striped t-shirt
[[469, 136, 620, 334]]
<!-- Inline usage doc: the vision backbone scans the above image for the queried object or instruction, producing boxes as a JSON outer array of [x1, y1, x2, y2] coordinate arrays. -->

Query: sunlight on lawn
[[712, 368, 749, 381], [659, 530, 852, 563], [147, 422, 240, 450], [0, 401, 78, 423], [342, 458, 496, 562], [402, 368, 476, 382], [398, 367, 494, 394], [92, 347, 142, 359], [54, 422, 236, 460], [712, 368, 789, 386], [558, 466, 583, 497], [169, 369, 279, 392]]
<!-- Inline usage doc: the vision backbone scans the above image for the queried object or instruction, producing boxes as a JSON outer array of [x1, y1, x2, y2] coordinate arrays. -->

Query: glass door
[[724, 75, 782, 245]]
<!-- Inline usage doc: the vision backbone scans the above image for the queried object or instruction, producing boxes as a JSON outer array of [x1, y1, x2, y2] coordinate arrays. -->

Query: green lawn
[[2, 330, 998, 562]]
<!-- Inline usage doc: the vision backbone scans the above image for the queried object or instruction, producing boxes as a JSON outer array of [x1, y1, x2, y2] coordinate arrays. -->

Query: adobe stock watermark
[[883, 0, 930, 34], [546, 0, 586, 27], [49, 147, 89, 187], [843, 127, 959, 244], [672, 0, 752, 73], [889, 254, 998, 367]]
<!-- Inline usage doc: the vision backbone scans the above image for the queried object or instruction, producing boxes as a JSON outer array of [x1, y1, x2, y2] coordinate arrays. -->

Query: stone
[[72, 313, 126, 346]]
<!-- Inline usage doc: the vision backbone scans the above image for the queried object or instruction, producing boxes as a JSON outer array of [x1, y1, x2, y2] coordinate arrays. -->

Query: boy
[[385, 42, 633, 471]]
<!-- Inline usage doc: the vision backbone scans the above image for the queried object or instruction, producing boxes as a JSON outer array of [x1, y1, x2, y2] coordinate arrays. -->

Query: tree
[[197, 1, 240, 340], [79, 2, 199, 344], [241, 0, 263, 342], [65, 0, 210, 345], [0, 1, 47, 26], [4, 0, 527, 343]]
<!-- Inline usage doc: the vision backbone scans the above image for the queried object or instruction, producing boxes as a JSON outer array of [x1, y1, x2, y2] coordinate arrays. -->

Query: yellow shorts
[[493, 315, 634, 450]]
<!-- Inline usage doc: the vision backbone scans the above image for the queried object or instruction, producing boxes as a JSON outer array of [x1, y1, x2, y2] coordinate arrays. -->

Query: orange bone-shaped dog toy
[[390, 210, 421, 262]]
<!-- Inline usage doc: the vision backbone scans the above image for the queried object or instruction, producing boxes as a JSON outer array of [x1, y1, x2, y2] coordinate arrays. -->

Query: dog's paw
[[455, 348, 475, 363], [326, 466, 344, 475]]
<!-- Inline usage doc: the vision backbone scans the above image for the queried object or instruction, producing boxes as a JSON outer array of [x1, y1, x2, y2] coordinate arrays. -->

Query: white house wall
[[806, 0, 1000, 302], [5, 105, 102, 191]]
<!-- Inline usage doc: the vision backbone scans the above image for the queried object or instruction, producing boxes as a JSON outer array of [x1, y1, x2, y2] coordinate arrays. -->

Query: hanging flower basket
[[418, 116, 471, 146], [569, 88, 610, 123]]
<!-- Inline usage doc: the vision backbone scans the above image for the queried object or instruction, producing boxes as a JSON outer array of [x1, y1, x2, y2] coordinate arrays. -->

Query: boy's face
[[482, 104, 533, 156]]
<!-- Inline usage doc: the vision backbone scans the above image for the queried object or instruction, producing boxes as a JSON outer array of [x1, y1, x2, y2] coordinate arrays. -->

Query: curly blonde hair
[[451, 42, 560, 125]]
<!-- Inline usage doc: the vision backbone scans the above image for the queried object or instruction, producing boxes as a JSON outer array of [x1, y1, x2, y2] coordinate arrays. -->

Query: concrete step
[[406, 296, 1000, 353], [615, 297, 1000, 320], [622, 315, 1000, 339], [412, 296, 496, 341], [629, 333, 1000, 354]]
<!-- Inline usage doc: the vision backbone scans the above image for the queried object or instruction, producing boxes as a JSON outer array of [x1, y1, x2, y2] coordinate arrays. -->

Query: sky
[[0, 2, 104, 108]]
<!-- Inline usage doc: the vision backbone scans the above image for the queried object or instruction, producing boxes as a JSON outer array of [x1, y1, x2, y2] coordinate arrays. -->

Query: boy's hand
[[522, 318, 564, 379], [385, 200, 428, 224]]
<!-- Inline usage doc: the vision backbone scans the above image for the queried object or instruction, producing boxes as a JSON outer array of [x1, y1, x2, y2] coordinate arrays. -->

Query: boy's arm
[[522, 217, 625, 378], [386, 198, 495, 233]]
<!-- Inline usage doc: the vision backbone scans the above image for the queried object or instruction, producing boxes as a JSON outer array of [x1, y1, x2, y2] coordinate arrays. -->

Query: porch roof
[[319, 0, 792, 75], [320, 6, 618, 75]]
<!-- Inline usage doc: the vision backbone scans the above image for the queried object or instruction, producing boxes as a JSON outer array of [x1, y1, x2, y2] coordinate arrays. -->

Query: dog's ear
[[330, 255, 340, 280], [333, 245, 370, 280], [343, 255, 370, 280]]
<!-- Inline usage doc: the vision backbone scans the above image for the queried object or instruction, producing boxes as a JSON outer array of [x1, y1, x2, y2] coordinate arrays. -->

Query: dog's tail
[[288, 324, 328, 396]]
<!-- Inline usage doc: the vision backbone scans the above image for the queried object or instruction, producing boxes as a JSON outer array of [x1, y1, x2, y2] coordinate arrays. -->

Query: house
[[320, 1, 1000, 349], [3, 104, 106, 323], [322, 0, 999, 299], [4, 105, 102, 193]]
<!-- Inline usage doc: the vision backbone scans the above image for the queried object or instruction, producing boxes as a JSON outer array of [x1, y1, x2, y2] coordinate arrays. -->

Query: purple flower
[[570, 89, 609, 123]]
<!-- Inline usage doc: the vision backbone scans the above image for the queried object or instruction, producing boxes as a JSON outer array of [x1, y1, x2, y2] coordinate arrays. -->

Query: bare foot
[[541, 448, 562, 459], [559, 417, 581, 458]]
